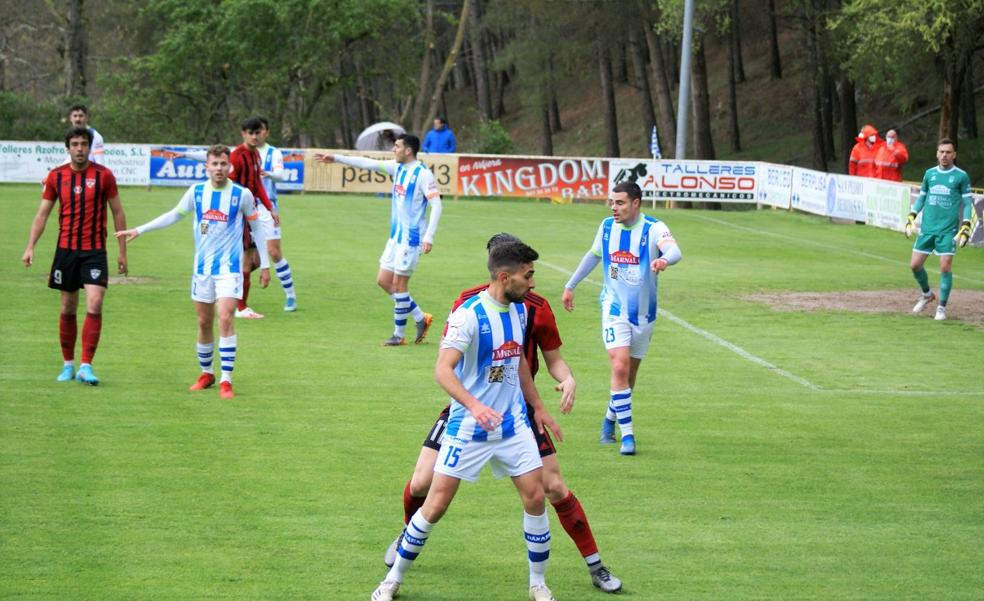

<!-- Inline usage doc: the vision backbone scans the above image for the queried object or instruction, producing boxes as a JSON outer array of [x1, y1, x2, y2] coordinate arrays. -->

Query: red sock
[[81, 312, 102, 364], [403, 479, 426, 525], [59, 313, 77, 361], [552, 491, 599, 558], [238, 269, 251, 311]]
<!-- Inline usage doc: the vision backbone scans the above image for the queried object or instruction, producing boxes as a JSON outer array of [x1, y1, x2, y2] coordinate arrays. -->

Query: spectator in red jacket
[[875, 129, 909, 181], [848, 124, 882, 178]]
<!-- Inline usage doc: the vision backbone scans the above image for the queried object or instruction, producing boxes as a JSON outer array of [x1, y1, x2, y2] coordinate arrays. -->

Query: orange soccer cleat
[[219, 381, 234, 399], [189, 372, 215, 391]]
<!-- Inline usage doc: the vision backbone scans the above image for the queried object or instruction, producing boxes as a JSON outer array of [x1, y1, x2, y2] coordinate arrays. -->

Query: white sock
[[386, 510, 434, 583], [524, 510, 550, 587], [218, 335, 236, 383], [274, 258, 295, 299], [197, 342, 214, 374], [611, 388, 633, 438], [392, 293, 411, 338], [407, 294, 425, 322]]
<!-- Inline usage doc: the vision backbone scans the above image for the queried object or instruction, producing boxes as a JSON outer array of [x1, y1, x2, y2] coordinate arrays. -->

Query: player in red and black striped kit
[[383, 233, 623, 594], [22, 127, 128, 385], [230, 117, 277, 318]]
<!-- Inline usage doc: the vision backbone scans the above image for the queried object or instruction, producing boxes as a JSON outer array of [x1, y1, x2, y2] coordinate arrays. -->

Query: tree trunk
[[838, 78, 858, 173], [468, 0, 492, 120], [411, 0, 436, 135], [540, 106, 553, 156], [939, 47, 969, 142], [767, 0, 782, 79], [730, 0, 746, 83], [339, 87, 353, 148], [691, 37, 715, 160], [961, 61, 978, 138], [65, 0, 86, 97], [727, 27, 741, 152], [640, 7, 676, 156], [547, 57, 561, 132], [629, 26, 657, 155], [815, 12, 835, 161], [597, 36, 620, 157], [804, 1, 827, 170], [422, 0, 471, 133]]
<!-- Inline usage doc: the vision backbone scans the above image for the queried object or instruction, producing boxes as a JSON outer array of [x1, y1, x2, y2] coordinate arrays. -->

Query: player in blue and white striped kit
[[563, 181, 682, 456], [315, 134, 443, 346], [256, 118, 297, 312], [115, 145, 270, 399], [371, 241, 563, 601]]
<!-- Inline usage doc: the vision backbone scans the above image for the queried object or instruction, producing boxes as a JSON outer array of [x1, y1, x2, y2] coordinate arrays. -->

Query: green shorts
[[913, 232, 956, 256]]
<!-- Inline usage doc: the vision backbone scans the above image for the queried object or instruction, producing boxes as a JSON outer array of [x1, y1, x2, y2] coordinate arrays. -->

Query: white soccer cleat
[[371, 579, 400, 601], [911, 292, 936, 313], [934, 305, 947, 321], [383, 533, 402, 568], [591, 565, 623, 593], [235, 307, 265, 319], [528, 583, 556, 601]]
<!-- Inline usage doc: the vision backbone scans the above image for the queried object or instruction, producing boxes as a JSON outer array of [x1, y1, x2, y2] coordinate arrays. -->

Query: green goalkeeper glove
[[954, 220, 972, 248], [904, 212, 917, 239]]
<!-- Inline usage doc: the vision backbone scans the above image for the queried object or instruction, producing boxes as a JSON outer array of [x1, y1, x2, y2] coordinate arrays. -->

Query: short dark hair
[[435, 116, 447, 126], [241, 116, 264, 132], [257, 116, 269, 130], [65, 126, 93, 148], [488, 241, 539, 278], [206, 144, 230, 159], [938, 137, 957, 150], [68, 104, 88, 116], [486, 232, 522, 252], [612, 181, 643, 201], [397, 133, 420, 155]]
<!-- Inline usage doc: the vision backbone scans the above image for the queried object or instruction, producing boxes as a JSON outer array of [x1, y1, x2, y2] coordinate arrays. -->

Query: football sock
[[218, 335, 237, 384], [940, 271, 953, 306], [81, 312, 102, 364], [392, 293, 411, 338], [605, 399, 616, 423], [913, 267, 931, 294], [274, 258, 296, 298], [239, 270, 251, 311], [524, 510, 551, 587], [59, 313, 77, 362], [408, 294, 426, 322], [551, 491, 600, 561], [386, 510, 434, 583], [197, 342, 215, 374], [611, 388, 633, 439], [403, 479, 426, 525]]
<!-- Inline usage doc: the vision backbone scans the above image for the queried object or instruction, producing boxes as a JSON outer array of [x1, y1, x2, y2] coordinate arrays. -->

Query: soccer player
[[255, 117, 297, 311], [904, 138, 974, 321], [562, 181, 682, 456], [314, 134, 442, 346], [114, 145, 270, 399], [371, 241, 563, 601], [67, 104, 105, 164], [383, 233, 622, 593], [22, 127, 127, 385]]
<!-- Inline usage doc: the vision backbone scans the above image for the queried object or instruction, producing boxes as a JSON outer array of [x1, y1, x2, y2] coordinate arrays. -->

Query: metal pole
[[675, 0, 695, 160]]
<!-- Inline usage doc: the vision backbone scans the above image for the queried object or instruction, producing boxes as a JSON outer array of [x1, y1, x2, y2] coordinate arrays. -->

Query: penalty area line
[[538, 260, 821, 390]]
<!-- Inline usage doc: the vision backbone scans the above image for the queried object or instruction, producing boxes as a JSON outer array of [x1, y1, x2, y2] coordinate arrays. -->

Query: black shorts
[[48, 248, 108, 292], [422, 402, 555, 458]]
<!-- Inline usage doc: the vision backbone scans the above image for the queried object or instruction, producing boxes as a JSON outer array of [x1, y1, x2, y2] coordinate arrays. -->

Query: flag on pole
[[650, 125, 662, 159]]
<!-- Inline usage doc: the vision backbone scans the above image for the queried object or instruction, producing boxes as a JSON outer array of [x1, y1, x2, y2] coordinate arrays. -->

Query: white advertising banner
[[609, 159, 759, 203], [790, 167, 834, 217], [828, 174, 869, 222], [102, 144, 151, 186], [756, 162, 792, 209], [0, 141, 66, 183], [864, 179, 912, 232]]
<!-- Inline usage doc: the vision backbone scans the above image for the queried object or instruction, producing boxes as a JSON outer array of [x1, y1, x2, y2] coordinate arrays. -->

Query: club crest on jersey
[[90, 269, 101, 279], [202, 209, 228, 222], [493, 340, 522, 361], [394, 183, 407, 196], [86, 178, 95, 188], [609, 250, 640, 265]]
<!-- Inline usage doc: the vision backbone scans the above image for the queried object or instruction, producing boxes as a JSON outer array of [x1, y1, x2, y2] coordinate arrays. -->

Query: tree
[[597, 33, 620, 157], [767, 0, 782, 79], [628, 25, 658, 156], [468, 0, 493, 120], [640, 4, 676, 156]]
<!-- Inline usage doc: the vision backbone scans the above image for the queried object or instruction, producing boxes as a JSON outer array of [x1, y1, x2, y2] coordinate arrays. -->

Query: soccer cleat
[[219, 381, 234, 399], [414, 313, 434, 344], [912, 292, 936, 313], [235, 307, 265, 319], [620, 435, 636, 456], [528, 584, 556, 601], [383, 533, 402, 568], [284, 296, 297, 312], [75, 364, 99, 386], [383, 336, 407, 346], [56, 365, 75, 382], [189, 372, 215, 391], [599, 418, 616, 444], [370, 579, 401, 601], [590, 565, 623, 593], [934, 305, 947, 321]]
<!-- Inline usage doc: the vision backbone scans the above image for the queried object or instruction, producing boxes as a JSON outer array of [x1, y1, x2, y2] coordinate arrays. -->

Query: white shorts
[[257, 205, 281, 241], [601, 316, 655, 359], [379, 238, 420, 276], [191, 273, 243, 303], [434, 427, 543, 483]]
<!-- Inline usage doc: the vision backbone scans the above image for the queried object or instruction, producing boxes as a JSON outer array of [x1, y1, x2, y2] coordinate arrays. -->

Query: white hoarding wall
[[103, 144, 151, 186], [0, 141, 67, 183], [790, 167, 834, 217], [609, 159, 759, 203], [828, 174, 869, 222], [865, 179, 912, 232], [756, 162, 793, 209]]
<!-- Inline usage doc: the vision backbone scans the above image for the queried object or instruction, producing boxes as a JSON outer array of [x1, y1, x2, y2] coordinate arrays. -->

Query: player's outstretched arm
[[22, 199, 55, 267], [541, 349, 575, 414], [435, 347, 502, 431], [312, 152, 336, 163]]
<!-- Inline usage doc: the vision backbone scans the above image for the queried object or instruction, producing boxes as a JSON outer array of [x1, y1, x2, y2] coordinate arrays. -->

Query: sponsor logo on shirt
[[74, 185, 83, 194], [202, 209, 228, 222], [610, 250, 640, 265], [394, 183, 406, 196], [930, 184, 951, 195], [492, 340, 522, 361]]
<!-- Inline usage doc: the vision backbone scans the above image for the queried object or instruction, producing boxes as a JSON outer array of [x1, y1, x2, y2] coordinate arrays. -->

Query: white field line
[[689, 213, 984, 286]]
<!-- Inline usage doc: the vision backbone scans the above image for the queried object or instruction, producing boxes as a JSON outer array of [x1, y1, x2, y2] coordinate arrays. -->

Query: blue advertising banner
[[149, 145, 305, 190]]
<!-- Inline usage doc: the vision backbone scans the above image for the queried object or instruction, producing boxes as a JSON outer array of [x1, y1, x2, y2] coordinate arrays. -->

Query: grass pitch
[[2, 184, 982, 600]]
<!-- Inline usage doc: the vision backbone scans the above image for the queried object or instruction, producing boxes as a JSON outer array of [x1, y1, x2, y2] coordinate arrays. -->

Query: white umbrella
[[355, 121, 406, 151]]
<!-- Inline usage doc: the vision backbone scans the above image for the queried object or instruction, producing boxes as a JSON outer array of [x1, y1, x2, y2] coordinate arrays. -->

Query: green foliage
[[476, 119, 516, 154], [0, 93, 75, 141]]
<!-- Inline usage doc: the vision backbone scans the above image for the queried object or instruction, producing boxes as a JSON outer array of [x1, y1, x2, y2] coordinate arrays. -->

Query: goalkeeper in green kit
[[905, 138, 974, 321]]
